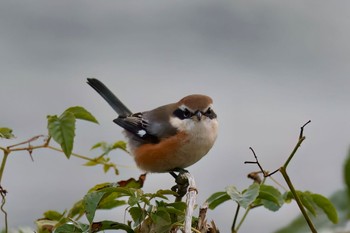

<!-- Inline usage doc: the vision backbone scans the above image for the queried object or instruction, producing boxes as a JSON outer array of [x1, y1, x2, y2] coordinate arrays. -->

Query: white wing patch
[[137, 129, 147, 137]]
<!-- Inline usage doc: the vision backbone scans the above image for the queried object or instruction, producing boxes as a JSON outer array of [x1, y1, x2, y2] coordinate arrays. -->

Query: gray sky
[[1, 1, 350, 232]]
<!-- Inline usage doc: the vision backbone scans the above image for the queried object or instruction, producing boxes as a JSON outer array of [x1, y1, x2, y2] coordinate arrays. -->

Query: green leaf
[[54, 222, 89, 233], [112, 140, 128, 151], [129, 206, 146, 227], [67, 200, 84, 219], [90, 220, 134, 233], [226, 183, 260, 209], [47, 112, 75, 158], [64, 106, 98, 124], [206, 191, 231, 210], [128, 194, 140, 207], [145, 189, 178, 200], [258, 185, 284, 211], [275, 190, 347, 233], [98, 193, 126, 209], [91, 141, 106, 150], [299, 191, 317, 216], [311, 193, 338, 224], [344, 148, 350, 197], [150, 209, 171, 228], [164, 202, 187, 217], [43, 210, 64, 221], [0, 127, 15, 139], [83, 191, 105, 223]]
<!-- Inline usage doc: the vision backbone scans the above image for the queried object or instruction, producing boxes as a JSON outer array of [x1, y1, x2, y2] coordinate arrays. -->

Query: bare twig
[[183, 172, 197, 233], [7, 135, 47, 150]]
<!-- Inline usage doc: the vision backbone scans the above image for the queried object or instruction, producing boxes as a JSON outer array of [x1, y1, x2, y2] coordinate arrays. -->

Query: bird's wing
[[113, 112, 160, 143]]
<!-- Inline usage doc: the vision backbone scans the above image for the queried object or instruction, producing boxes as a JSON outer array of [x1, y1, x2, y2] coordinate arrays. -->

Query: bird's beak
[[195, 111, 202, 121]]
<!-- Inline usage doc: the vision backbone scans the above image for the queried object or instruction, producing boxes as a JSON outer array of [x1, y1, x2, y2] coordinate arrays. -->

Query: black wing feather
[[113, 113, 159, 143]]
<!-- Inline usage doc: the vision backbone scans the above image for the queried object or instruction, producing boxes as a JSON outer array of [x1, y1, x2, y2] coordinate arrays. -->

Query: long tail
[[87, 78, 132, 117]]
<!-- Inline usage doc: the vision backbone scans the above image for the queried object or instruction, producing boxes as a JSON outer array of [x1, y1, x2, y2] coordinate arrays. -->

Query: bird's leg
[[169, 167, 189, 178], [170, 168, 189, 201]]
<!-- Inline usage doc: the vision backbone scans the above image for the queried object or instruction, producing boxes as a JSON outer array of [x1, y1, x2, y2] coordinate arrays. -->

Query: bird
[[87, 78, 218, 173]]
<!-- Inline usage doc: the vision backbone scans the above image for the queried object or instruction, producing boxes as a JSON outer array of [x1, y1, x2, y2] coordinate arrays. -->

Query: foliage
[[0, 107, 347, 233], [37, 174, 186, 233]]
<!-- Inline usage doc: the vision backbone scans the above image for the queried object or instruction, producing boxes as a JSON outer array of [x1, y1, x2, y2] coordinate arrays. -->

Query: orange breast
[[133, 131, 189, 172]]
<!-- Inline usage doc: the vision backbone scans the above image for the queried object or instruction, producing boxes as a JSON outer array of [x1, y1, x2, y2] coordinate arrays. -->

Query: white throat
[[169, 116, 218, 167]]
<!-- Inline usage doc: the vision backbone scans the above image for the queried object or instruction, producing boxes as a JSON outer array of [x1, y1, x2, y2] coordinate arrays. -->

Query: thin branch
[[299, 120, 311, 140], [283, 120, 310, 169], [244, 120, 316, 232], [7, 135, 46, 149], [244, 147, 271, 177], [280, 167, 317, 232], [231, 204, 240, 233]]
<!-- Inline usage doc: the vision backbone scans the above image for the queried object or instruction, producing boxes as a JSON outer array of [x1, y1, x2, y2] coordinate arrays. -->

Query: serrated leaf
[[151, 209, 171, 225], [128, 194, 140, 207], [64, 106, 98, 124], [0, 127, 15, 139], [259, 185, 284, 211], [129, 206, 146, 227], [206, 191, 231, 210], [83, 191, 105, 223], [311, 193, 338, 224], [47, 112, 75, 158], [226, 183, 260, 209]]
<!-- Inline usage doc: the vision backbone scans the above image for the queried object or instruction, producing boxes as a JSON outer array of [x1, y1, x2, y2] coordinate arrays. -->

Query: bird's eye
[[204, 107, 217, 119], [183, 108, 191, 118], [173, 108, 193, 120]]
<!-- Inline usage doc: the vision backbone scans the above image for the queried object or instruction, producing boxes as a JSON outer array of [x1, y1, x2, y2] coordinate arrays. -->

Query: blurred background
[[1, 1, 350, 232]]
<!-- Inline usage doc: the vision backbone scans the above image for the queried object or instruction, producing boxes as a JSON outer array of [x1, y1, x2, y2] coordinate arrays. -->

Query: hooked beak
[[195, 111, 202, 121]]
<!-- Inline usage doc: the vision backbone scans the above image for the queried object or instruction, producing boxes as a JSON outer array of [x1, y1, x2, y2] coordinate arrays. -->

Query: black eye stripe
[[173, 108, 193, 120], [203, 107, 217, 119], [173, 108, 217, 120]]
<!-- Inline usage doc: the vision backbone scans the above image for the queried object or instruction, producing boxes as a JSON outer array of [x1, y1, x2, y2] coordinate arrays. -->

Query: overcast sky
[[1, 1, 350, 232]]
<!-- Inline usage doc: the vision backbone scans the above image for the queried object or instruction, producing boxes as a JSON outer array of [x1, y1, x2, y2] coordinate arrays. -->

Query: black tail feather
[[87, 78, 132, 116]]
